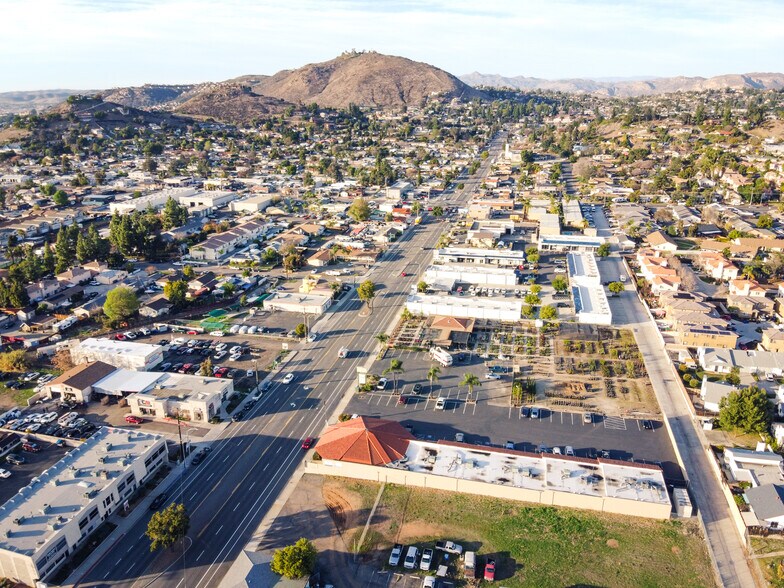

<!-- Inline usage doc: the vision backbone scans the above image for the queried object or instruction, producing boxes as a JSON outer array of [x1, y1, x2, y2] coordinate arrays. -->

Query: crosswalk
[[603, 415, 628, 430]]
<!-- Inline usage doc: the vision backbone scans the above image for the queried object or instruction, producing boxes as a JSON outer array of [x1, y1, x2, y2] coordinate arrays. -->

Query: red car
[[400, 272, 407, 277], [115, 333, 126, 341], [484, 558, 496, 581], [125, 415, 143, 424], [301, 437, 314, 450]]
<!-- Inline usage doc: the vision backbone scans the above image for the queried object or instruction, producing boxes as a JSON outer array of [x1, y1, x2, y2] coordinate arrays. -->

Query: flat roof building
[[422, 264, 518, 289], [539, 234, 605, 253], [126, 372, 232, 423], [265, 292, 333, 315], [568, 253, 612, 326], [109, 188, 198, 214], [406, 293, 522, 322], [433, 247, 526, 267], [0, 428, 167, 586], [70, 338, 164, 371]]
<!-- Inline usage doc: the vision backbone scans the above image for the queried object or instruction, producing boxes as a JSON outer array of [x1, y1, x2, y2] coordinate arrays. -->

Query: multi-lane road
[[77, 135, 506, 588]]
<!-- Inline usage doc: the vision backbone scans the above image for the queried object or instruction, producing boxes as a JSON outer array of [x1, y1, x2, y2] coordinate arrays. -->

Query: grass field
[[335, 478, 715, 588]]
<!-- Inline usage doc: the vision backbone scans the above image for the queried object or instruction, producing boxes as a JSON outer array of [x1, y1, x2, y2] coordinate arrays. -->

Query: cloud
[[0, 0, 781, 91]]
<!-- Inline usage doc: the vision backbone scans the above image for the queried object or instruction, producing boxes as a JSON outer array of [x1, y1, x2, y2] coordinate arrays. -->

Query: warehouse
[[422, 264, 518, 289], [70, 338, 164, 371], [406, 293, 522, 321], [567, 253, 613, 326]]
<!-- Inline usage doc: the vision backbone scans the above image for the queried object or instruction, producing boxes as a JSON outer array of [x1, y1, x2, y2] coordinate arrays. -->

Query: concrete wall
[[305, 460, 671, 520]]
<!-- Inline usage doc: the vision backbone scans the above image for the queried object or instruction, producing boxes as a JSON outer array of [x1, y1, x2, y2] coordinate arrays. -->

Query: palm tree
[[427, 365, 441, 395], [461, 373, 482, 400], [411, 201, 422, 217], [375, 333, 389, 346], [383, 359, 404, 393]]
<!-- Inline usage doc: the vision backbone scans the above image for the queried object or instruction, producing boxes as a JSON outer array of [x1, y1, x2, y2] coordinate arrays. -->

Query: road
[[606, 257, 758, 588], [78, 134, 507, 588]]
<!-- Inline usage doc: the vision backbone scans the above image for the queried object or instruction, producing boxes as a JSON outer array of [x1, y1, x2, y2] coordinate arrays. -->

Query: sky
[[1, 0, 783, 92]]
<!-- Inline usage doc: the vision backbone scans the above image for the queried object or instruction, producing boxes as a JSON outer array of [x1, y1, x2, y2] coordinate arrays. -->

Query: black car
[[149, 492, 168, 510], [642, 419, 654, 430], [6, 454, 25, 465], [232, 411, 245, 422], [191, 449, 207, 466], [520, 406, 531, 418], [412, 383, 423, 395], [456, 353, 467, 363]]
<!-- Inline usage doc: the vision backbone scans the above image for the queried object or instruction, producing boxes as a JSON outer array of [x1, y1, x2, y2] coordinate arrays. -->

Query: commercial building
[[422, 264, 518, 289], [265, 292, 333, 315], [433, 247, 526, 268], [178, 190, 236, 210], [70, 338, 164, 371], [109, 188, 198, 214], [307, 418, 671, 520], [0, 428, 167, 586], [538, 234, 604, 253], [567, 253, 612, 326], [43, 361, 117, 403], [406, 293, 522, 321], [126, 372, 232, 423], [229, 194, 275, 214]]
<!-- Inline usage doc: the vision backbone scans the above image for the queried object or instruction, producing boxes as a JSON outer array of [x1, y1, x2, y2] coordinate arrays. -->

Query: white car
[[238, 326, 249, 334], [187, 339, 197, 347], [485, 373, 502, 380], [376, 378, 388, 390], [307, 333, 317, 343], [247, 325, 258, 334], [214, 351, 227, 361], [388, 544, 403, 566], [139, 328, 151, 336], [173, 337, 187, 346], [0, 469, 10, 479], [229, 325, 241, 334], [215, 343, 227, 352], [210, 331, 225, 337], [229, 354, 242, 362], [124, 331, 137, 339], [554, 268, 567, 274], [230, 346, 242, 355], [282, 373, 294, 384], [41, 412, 58, 423], [435, 397, 447, 410]]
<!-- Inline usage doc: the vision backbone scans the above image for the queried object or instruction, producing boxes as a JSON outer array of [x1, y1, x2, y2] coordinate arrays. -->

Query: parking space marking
[[604, 416, 627, 430]]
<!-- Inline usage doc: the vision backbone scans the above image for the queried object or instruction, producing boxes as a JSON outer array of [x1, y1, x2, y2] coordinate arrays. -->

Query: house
[[761, 329, 784, 353], [729, 279, 767, 298], [55, 266, 92, 286], [306, 249, 332, 267], [696, 252, 739, 282], [94, 269, 128, 285], [745, 485, 784, 529], [700, 377, 737, 412], [139, 296, 173, 318], [25, 279, 64, 303], [727, 295, 775, 320], [645, 230, 678, 253], [679, 324, 738, 350]]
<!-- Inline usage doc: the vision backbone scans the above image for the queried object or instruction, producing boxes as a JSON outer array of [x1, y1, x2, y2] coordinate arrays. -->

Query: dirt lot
[[260, 475, 714, 588]]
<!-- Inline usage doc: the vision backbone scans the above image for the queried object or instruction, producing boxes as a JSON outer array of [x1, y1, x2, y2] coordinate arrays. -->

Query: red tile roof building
[[314, 417, 414, 466]]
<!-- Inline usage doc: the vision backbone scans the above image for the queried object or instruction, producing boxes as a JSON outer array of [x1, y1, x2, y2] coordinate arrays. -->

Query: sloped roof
[[746, 484, 784, 522], [48, 361, 116, 390], [431, 316, 474, 332], [314, 416, 414, 466]]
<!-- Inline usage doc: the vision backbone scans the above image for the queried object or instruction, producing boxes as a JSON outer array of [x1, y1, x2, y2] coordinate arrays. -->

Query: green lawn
[[337, 479, 715, 588]]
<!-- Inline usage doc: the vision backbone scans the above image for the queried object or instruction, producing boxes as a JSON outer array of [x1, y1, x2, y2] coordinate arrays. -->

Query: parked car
[[642, 419, 654, 430], [530, 407, 540, 419], [520, 406, 530, 418], [191, 449, 207, 465], [412, 383, 423, 395], [583, 412, 592, 424], [149, 492, 168, 510], [485, 372, 502, 380], [420, 547, 433, 571], [125, 415, 144, 424], [388, 543, 403, 566], [6, 454, 25, 465], [376, 378, 388, 390], [484, 558, 496, 581], [22, 442, 40, 453], [0, 469, 10, 479], [435, 397, 447, 410]]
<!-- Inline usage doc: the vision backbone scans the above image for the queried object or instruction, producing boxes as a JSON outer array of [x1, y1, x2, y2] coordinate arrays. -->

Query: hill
[[252, 51, 485, 108], [102, 84, 206, 110], [0, 89, 94, 116], [460, 71, 784, 97], [175, 83, 290, 123]]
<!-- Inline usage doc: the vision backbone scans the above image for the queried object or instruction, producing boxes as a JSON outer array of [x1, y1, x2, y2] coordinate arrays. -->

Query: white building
[[109, 188, 198, 214], [265, 292, 333, 315], [178, 190, 236, 210], [406, 293, 522, 321], [433, 247, 526, 268], [422, 264, 518, 289], [539, 235, 605, 253], [229, 194, 275, 214], [0, 428, 167, 586], [567, 253, 612, 326], [70, 338, 164, 371], [125, 372, 233, 423]]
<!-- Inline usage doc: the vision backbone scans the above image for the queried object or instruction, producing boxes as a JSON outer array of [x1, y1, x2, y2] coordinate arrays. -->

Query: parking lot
[[0, 438, 71, 504], [348, 348, 683, 484]]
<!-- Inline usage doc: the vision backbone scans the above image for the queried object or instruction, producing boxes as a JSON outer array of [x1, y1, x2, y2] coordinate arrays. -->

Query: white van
[[338, 347, 348, 359], [403, 546, 419, 569], [429, 346, 453, 367], [464, 550, 476, 570]]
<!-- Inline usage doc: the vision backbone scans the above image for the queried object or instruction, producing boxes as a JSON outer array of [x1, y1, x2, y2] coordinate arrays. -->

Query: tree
[[417, 281, 428, 293], [718, 386, 771, 434], [461, 373, 481, 398], [758, 214, 774, 229], [540, 305, 557, 320], [608, 282, 625, 296], [383, 359, 404, 392], [294, 323, 308, 338], [52, 190, 69, 206], [347, 197, 371, 222], [270, 538, 317, 579], [375, 333, 389, 346], [526, 252, 540, 265], [432, 206, 444, 217], [427, 365, 441, 395], [54, 226, 76, 273], [163, 280, 188, 307], [596, 243, 611, 257], [199, 357, 213, 376], [357, 280, 376, 311], [182, 264, 195, 280], [103, 286, 140, 324], [162, 197, 188, 230], [0, 349, 29, 373], [146, 503, 190, 552], [552, 276, 568, 293], [524, 293, 540, 305], [222, 282, 236, 296]]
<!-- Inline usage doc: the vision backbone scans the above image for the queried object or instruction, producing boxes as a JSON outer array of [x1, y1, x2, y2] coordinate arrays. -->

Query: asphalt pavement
[[76, 134, 508, 588]]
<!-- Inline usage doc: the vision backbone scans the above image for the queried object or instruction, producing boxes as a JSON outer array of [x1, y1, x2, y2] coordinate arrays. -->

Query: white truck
[[429, 346, 453, 367], [338, 347, 348, 359]]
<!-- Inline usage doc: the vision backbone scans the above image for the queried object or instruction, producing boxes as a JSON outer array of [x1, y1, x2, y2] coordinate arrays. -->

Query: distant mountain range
[[1, 55, 782, 122], [459, 72, 784, 97]]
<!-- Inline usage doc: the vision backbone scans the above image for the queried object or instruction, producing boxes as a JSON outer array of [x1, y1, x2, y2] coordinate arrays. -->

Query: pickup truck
[[435, 540, 463, 555]]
